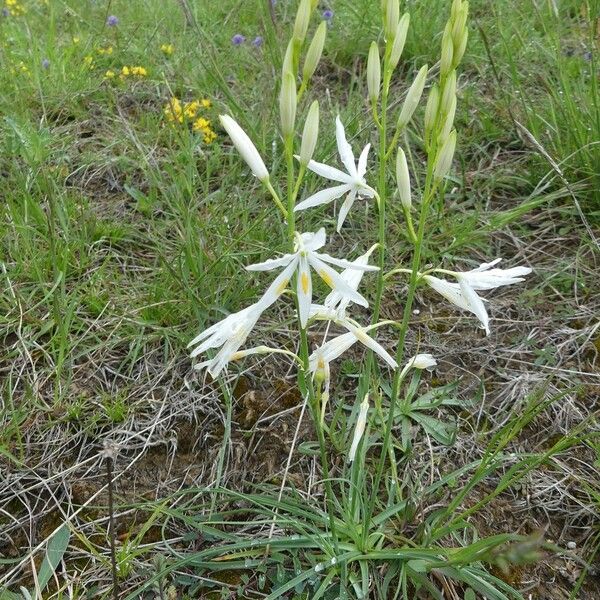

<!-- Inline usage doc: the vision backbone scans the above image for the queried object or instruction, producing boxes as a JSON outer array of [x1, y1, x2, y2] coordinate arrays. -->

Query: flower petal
[[294, 184, 352, 212], [348, 324, 398, 369], [297, 255, 312, 328], [335, 116, 357, 177], [459, 280, 490, 335], [246, 254, 295, 271], [257, 258, 299, 307], [308, 255, 369, 307], [316, 252, 379, 271], [357, 143, 371, 178], [336, 190, 357, 232], [302, 227, 327, 252], [305, 158, 353, 183]]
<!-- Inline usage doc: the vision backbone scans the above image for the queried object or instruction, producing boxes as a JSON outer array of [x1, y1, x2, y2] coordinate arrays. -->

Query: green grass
[[0, 0, 598, 598]]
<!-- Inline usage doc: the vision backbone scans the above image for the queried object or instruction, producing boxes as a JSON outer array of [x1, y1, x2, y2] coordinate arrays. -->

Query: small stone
[[567, 541, 577, 550]]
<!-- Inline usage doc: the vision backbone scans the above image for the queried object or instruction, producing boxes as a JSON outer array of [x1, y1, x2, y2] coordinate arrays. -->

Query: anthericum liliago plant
[[186, 1, 536, 598]]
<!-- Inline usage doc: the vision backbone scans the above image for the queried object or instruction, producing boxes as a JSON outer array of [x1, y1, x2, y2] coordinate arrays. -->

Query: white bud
[[424, 84, 440, 137], [434, 129, 457, 181], [441, 70, 457, 114], [440, 23, 454, 76], [453, 28, 468, 67], [348, 394, 370, 463], [367, 42, 381, 103], [400, 353, 437, 378], [438, 94, 456, 144], [389, 12, 410, 71], [452, 4, 469, 43], [280, 72, 297, 137], [300, 100, 319, 165], [384, 0, 399, 41], [293, 0, 312, 43], [396, 147, 411, 210], [282, 39, 295, 77], [303, 21, 327, 82], [219, 115, 269, 181], [397, 64, 428, 129]]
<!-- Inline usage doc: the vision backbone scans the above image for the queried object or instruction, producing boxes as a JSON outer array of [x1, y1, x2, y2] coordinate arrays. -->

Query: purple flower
[[231, 34, 245, 46], [322, 9, 334, 20], [106, 15, 119, 27], [41, 58, 50, 69], [252, 36, 263, 48], [2, 7, 9, 17]]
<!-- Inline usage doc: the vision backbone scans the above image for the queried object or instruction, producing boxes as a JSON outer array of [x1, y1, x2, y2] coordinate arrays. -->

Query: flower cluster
[[163, 97, 217, 144], [160, 43, 174, 56], [3, 0, 25, 16], [105, 65, 148, 80]]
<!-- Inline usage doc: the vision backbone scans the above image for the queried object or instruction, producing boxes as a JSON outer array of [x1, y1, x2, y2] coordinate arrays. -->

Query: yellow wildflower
[[72, 37, 80, 45], [97, 46, 114, 55], [164, 97, 184, 123], [184, 100, 201, 119], [203, 130, 217, 144], [104, 70, 116, 79], [121, 66, 130, 77], [192, 117, 211, 132], [160, 43, 174, 56], [83, 55, 95, 68], [130, 66, 147, 77], [201, 98, 212, 108]]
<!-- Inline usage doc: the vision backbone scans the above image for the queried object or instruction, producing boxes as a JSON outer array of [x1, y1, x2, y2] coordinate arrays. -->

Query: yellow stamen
[[319, 270, 333, 287]]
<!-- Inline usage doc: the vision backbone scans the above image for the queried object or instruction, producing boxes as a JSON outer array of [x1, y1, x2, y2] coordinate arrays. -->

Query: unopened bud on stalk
[[452, 4, 468, 42], [283, 39, 295, 77], [451, 0, 462, 20], [396, 147, 411, 210], [219, 115, 270, 181], [303, 21, 327, 82], [293, 0, 312, 43], [299, 101, 319, 165], [440, 23, 454, 76], [441, 70, 457, 114], [389, 13, 410, 71], [453, 28, 468, 67], [424, 84, 440, 137], [384, 0, 400, 41], [397, 64, 428, 129], [367, 42, 381, 104], [434, 129, 457, 181], [280, 72, 297, 137], [348, 394, 370, 462], [438, 95, 456, 144]]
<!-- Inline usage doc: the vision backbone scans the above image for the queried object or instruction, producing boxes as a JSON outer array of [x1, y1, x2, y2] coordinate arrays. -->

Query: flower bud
[[397, 64, 428, 129], [451, 0, 462, 20], [293, 0, 312, 43], [453, 28, 468, 67], [300, 100, 319, 165], [302, 21, 327, 82], [440, 23, 454, 76], [384, 0, 399, 41], [389, 12, 410, 71], [452, 4, 468, 43], [396, 147, 411, 210], [282, 39, 295, 77], [280, 72, 297, 137], [424, 84, 439, 137], [434, 129, 456, 181], [400, 353, 437, 378], [219, 114, 270, 181], [367, 42, 381, 104], [348, 394, 370, 462], [438, 94, 456, 144], [441, 70, 456, 114]]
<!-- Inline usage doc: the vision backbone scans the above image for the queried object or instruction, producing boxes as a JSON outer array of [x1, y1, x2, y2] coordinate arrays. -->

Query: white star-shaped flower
[[246, 228, 378, 328], [294, 116, 376, 231], [424, 258, 532, 335]]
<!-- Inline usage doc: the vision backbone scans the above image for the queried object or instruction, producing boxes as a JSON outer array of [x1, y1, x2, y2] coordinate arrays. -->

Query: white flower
[[400, 353, 437, 378], [246, 228, 378, 328], [188, 302, 265, 378], [219, 115, 269, 181], [294, 116, 377, 231], [424, 258, 532, 335], [308, 322, 398, 371], [313, 243, 378, 319], [348, 394, 370, 463]]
